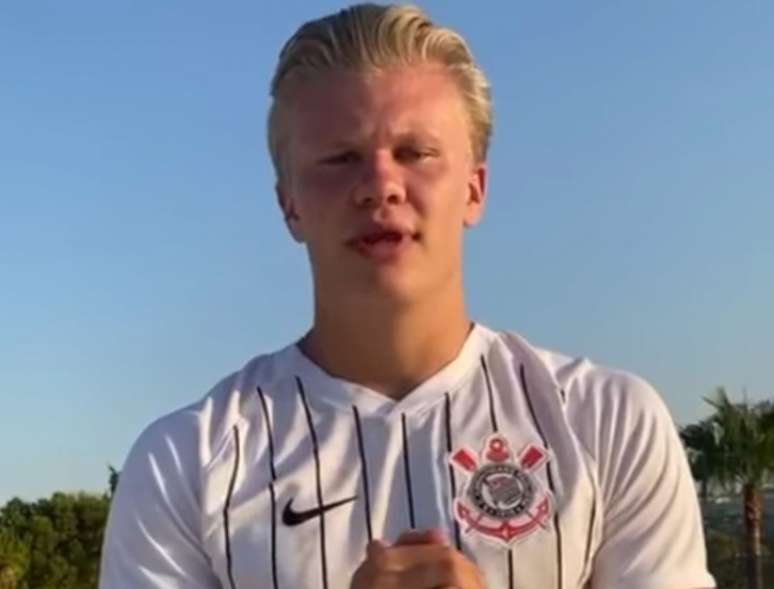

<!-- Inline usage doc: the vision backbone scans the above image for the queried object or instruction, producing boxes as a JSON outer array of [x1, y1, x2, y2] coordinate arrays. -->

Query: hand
[[350, 528, 486, 589]]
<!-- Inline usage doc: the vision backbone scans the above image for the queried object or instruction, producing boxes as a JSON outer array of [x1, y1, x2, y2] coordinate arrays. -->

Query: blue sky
[[1, 1, 772, 503]]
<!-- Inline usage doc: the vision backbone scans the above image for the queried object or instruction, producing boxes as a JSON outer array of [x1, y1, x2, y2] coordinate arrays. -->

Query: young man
[[99, 5, 715, 588]]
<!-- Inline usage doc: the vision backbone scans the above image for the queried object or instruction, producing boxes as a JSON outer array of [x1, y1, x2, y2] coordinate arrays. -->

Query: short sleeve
[[586, 375, 715, 589], [99, 414, 221, 589]]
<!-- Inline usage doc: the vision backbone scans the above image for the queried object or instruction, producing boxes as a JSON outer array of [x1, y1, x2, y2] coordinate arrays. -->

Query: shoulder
[[489, 327, 670, 415], [511, 342, 714, 588], [491, 328, 677, 461], [123, 347, 292, 475], [102, 351, 295, 587], [523, 337, 691, 517], [537, 344, 672, 424]]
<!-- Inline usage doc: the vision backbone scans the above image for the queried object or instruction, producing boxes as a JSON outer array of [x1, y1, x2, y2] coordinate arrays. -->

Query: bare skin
[[277, 64, 487, 399], [350, 530, 486, 589], [276, 63, 488, 587]]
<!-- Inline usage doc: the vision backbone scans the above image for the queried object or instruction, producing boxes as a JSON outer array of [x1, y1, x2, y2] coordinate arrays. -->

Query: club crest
[[449, 434, 552, 547]]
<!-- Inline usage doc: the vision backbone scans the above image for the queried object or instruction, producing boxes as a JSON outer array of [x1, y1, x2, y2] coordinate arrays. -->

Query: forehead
[[282, 64, 469, 148]]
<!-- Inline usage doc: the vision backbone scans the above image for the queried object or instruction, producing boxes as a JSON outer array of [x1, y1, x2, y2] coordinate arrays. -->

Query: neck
[[299, 289, 472, 400]]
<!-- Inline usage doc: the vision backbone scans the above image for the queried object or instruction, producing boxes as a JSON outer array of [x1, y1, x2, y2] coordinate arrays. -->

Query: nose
[[352, 150, 407, 208]]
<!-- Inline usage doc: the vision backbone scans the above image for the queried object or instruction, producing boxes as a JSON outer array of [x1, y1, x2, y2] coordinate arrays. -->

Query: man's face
[[276, 64, 486, 305]]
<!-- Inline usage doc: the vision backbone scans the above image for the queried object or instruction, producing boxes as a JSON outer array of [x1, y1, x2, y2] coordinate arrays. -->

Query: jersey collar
[[283, 323, 497, 419]]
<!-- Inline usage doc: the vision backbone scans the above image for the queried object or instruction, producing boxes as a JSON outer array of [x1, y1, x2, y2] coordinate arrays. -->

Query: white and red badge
[[449, 433, 553, 547]]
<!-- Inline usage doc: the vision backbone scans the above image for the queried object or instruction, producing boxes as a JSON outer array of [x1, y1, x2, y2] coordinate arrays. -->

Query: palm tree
[[681, 417, 724, 508], [685, 387, 774, 589]]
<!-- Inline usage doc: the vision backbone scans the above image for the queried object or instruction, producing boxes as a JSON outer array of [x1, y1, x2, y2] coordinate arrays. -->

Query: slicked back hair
[[267, 3, 492, 180]]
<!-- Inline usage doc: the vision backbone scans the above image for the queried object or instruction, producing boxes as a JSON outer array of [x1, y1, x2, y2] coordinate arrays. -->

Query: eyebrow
[[317, 130, 443, 152]]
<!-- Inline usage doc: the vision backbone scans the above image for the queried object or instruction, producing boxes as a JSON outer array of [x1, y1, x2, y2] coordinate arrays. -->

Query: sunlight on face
[[277, 64, 487, 305]]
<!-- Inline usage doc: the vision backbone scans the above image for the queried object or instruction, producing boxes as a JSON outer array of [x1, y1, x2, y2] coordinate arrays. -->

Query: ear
[[463, 162, 487, 228], [276, 182, 305, 243]]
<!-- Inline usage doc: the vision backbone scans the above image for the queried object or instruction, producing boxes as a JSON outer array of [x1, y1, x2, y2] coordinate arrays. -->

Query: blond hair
[[267, 3, 492, 180]]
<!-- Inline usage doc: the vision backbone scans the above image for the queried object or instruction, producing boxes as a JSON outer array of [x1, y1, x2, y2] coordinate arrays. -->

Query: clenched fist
[[350, 529, 486, 589]]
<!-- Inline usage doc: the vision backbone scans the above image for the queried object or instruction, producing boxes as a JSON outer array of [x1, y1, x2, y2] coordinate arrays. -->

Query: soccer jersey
[[99, 324, 715, 589]]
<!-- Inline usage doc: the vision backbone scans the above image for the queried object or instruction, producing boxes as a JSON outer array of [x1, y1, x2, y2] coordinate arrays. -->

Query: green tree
[[107, 466, 120, 498], [0, 492, 110, 589], [0, 528, 29, 589], [684, 388, 774, 589], [681, 417, 723, 508]]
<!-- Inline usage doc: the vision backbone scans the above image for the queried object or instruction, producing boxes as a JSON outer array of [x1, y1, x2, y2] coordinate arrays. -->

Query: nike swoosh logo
[[282, 495, 358, 526]]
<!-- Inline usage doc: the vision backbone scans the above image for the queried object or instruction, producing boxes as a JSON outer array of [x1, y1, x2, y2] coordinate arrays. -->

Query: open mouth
[[348, 230, 419, 259], [360, 230, 407, 245]]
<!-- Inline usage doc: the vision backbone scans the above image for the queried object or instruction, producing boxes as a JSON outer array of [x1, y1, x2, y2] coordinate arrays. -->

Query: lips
[[359, 230, 406, 245], [346, 225, 419, 260], [348, 224, 418, 246]]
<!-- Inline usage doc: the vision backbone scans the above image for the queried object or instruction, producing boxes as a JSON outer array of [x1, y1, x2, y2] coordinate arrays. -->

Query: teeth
[[363, 232, 402, 244]]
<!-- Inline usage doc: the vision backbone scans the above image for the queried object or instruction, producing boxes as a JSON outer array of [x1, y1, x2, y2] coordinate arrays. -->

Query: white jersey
[[99, 324, 715, 589]]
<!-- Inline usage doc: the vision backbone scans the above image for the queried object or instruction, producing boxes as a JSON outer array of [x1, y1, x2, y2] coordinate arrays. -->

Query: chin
[[355, 274, 423, 304], [330, 265, 428, 306], [317, 258, 447, 306]]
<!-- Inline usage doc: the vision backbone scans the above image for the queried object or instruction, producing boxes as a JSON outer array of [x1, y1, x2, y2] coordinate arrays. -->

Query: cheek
[[296, 168, 352, 211], [289, 175, 348, 246], [412, 168, 471, 221], [292, 176, 332, 218]]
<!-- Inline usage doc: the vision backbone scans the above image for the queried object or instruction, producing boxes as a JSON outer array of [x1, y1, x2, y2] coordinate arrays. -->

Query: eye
[[321, 151, 359, 165], [395, 146, 436, 163]]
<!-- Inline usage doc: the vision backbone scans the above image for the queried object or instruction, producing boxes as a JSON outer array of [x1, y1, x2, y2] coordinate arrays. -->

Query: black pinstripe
[[256, 386, 277, 480], [352, 405, 373, 543], [297, 377, 329, 589], [224, 425, 240, 589], [519, 363, 563, 589], [401, 412, 416, 528], [256, 386, 278, 589], [443, 393, 462, 551]]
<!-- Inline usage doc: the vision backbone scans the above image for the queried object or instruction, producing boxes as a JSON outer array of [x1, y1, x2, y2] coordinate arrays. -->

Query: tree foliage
[[682, 387, 774, 589], [0, 485, 112, 589]]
